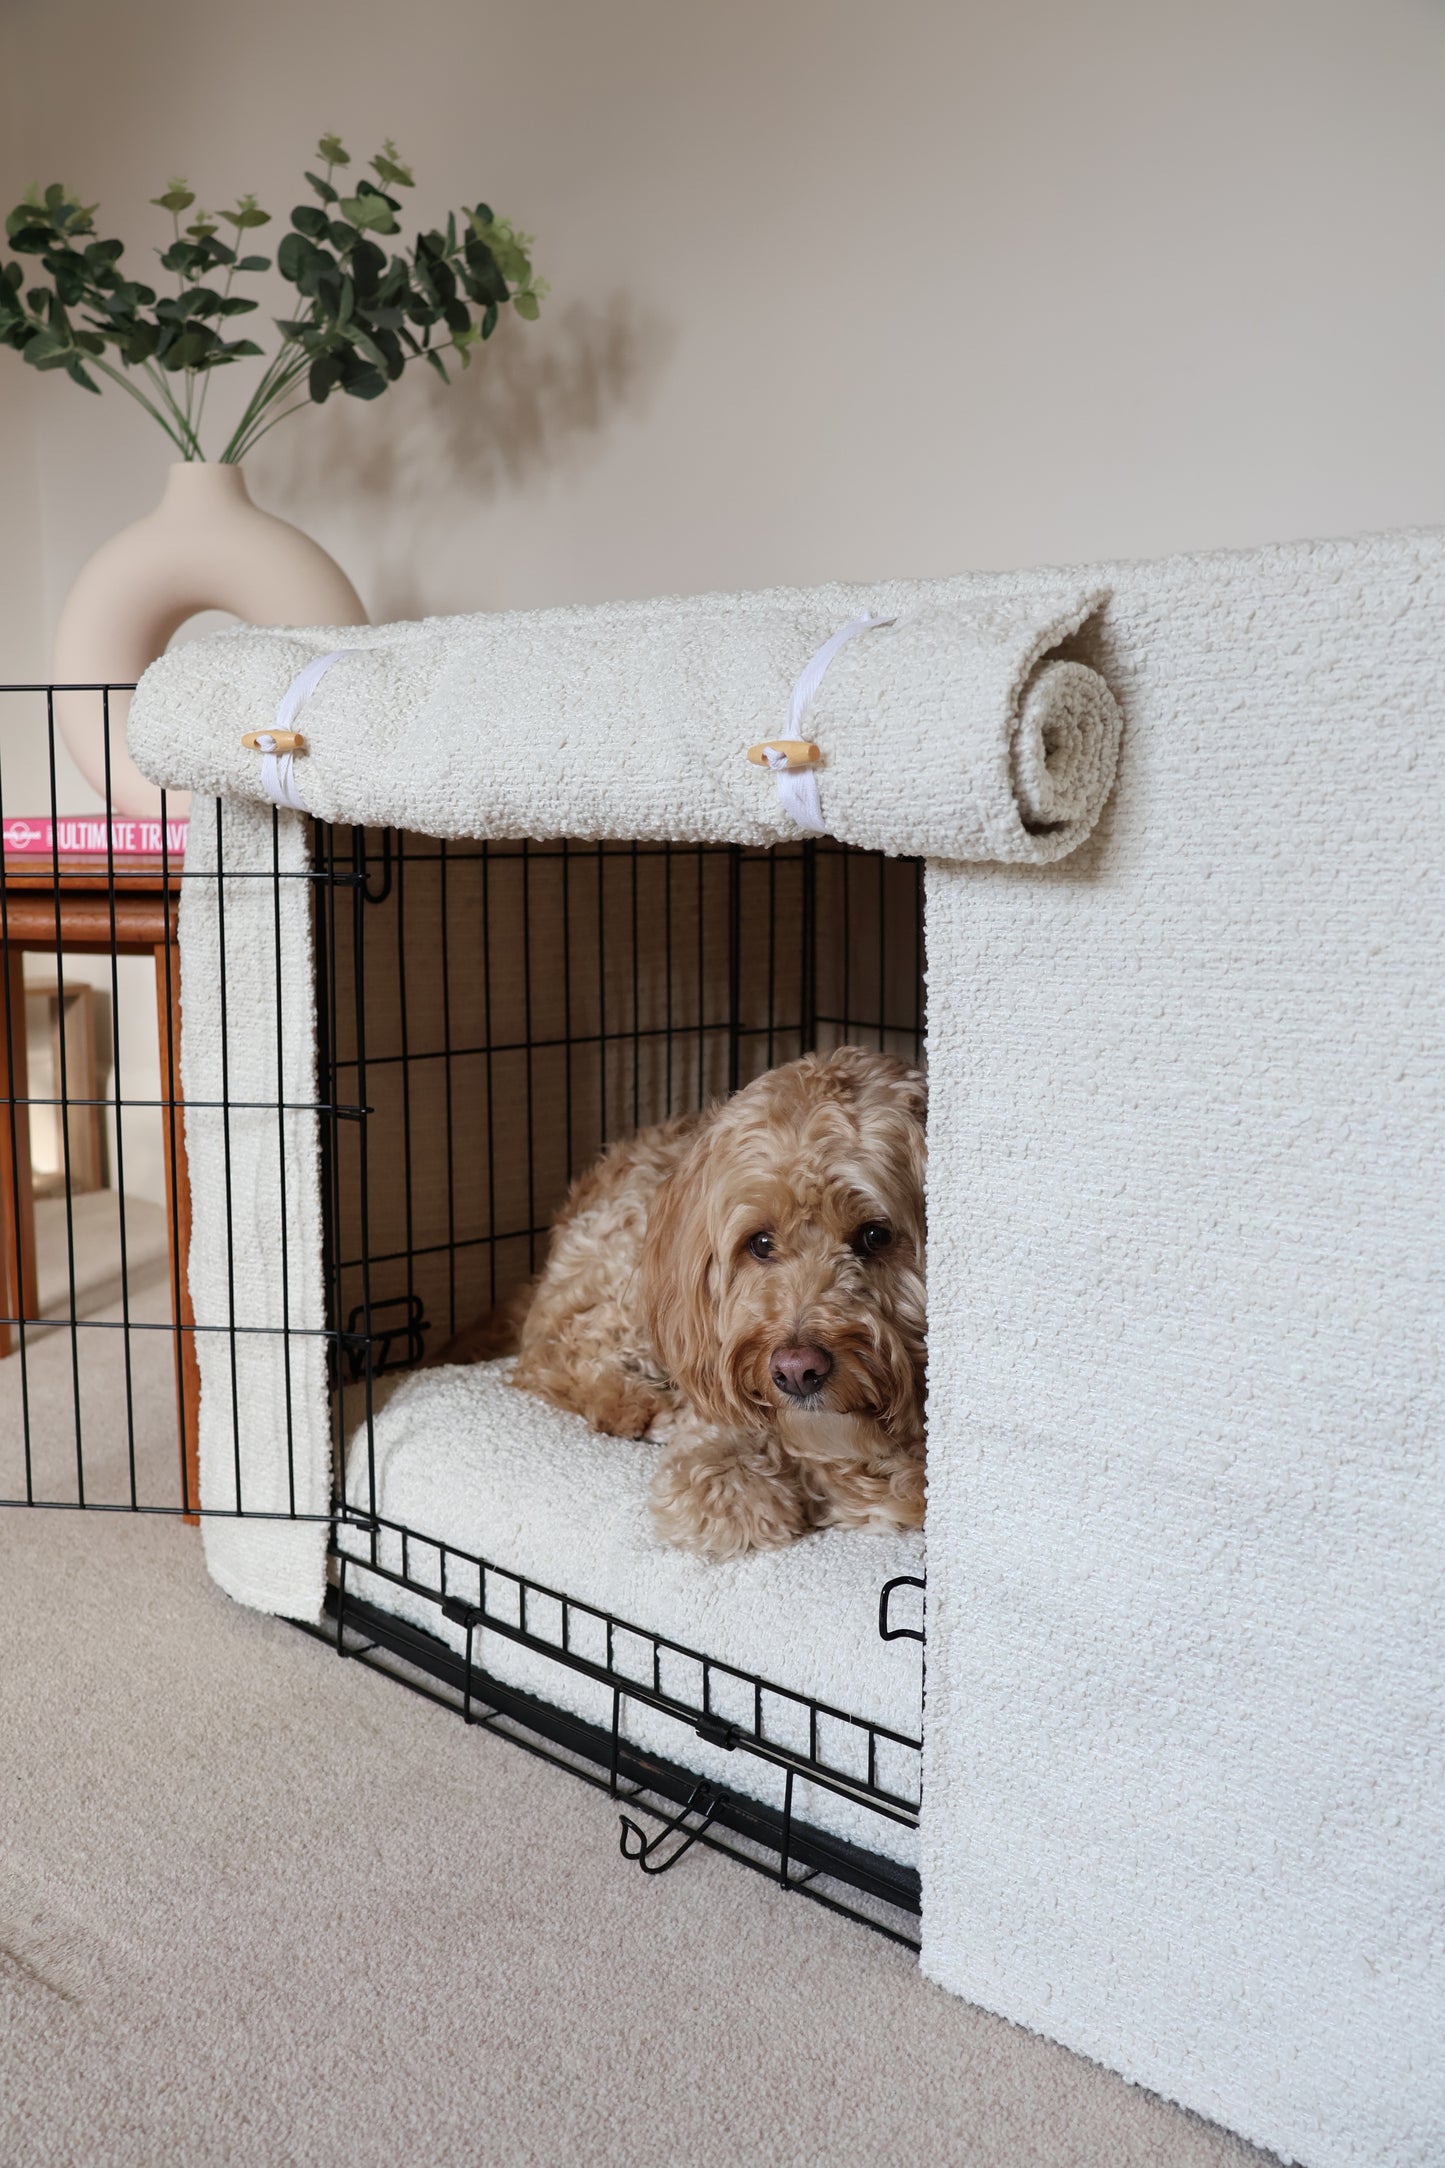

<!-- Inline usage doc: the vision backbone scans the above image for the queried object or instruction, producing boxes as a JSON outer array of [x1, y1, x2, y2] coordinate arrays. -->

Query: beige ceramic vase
[[52, 461, 368, 819]]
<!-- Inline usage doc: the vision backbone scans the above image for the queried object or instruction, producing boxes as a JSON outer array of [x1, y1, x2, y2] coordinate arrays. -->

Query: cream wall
[[3, 0, 1443, 649]]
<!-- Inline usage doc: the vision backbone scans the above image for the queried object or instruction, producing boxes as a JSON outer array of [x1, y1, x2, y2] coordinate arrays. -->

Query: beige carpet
[[1, 1323, 1275, 2167]]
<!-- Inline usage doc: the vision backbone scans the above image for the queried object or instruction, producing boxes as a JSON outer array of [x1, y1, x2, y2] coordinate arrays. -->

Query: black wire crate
[[2, 681, 928, 1936]]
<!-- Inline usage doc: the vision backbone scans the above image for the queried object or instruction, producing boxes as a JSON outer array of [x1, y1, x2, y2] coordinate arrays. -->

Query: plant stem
[[220, 346, 310, 463], [219, 342, 295, 458], [87, 354, 197, 456], [190, 238, 241, 452], [218, 159, 336, 463], [169, 202, 201, 449], [224, 395, 312, 461], [139, 358, 203, 458]]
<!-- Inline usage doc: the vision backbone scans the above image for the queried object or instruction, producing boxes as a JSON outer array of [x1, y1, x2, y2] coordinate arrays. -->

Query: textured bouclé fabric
[[128, 579, 1120, 863]]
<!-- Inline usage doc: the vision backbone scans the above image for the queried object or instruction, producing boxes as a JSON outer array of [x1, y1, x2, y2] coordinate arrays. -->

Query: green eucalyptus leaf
[[481, 300, 498, 338], [291, 204, 329, 239], [342, 363, 388, 400], [309, 351, 343, 401], [317, 134, 351, 168], [340, 192, 397, 235], [276, 231, 311, 282], [371, 140, 414, 190], [351, 238, 386, 289], [107, 278, 155, 311], [235, 254, 270, 272], [513, 290, 540, 321], [305, 171, 339, 204], [424, 347, 449, 383], [151, 181, 195, 214], [166, 323, 220, 368], [347, 325, 388, 372], [462, 239, 508, 306], [64, 354, 100, 390]]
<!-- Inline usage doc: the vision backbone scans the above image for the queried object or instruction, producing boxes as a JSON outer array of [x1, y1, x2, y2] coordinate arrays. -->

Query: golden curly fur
[[499, 1046, 927, 1558]]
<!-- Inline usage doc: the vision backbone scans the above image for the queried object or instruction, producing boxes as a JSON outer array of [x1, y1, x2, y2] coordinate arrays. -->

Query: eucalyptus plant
[[0, 135, 546, 463]]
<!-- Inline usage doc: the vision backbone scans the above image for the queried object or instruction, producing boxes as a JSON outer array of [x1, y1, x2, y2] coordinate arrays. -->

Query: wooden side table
[[1, 858, 200, 1517]]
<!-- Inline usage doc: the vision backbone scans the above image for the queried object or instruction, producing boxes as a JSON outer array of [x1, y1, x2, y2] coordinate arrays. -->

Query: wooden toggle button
[[746, 739, 821, 771], [241, 731, 307, 754]]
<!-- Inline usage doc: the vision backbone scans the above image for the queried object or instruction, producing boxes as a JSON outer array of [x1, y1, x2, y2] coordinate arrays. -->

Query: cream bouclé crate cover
[[130, 529, 1445, 2168]]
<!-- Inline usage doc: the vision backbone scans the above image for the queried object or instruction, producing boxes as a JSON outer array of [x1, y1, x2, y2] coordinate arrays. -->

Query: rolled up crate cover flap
[[128, 575, 1120, 863]]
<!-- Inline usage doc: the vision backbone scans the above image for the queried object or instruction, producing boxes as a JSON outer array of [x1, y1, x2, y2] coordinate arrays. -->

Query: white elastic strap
[[772, 613, 896, 834], [256, 649, 355, 811]]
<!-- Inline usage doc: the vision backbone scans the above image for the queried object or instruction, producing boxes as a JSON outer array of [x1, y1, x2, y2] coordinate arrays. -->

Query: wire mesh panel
[[0, 683, 199, 1515], [318, 832, 925, 1443]]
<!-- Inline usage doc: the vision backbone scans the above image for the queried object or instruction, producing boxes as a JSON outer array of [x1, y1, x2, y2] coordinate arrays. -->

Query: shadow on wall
[[249, 294, 671, 620]]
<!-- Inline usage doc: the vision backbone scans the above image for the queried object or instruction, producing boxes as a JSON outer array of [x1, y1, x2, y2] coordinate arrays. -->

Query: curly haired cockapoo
[[503, 1046, 926, 1558]]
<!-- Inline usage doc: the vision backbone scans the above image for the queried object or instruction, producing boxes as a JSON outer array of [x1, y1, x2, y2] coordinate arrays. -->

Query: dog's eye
[[746, 1231, 776, 1261], [852, 1221, 893, 1257]]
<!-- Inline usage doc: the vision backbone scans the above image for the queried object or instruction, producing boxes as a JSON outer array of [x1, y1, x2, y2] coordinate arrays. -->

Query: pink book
[[2, 815, 188, 859]]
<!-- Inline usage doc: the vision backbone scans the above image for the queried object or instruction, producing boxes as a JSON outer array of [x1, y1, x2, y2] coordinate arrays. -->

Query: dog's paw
[[584, 1371, 670, 1440], [649, 1435, 810, 1559], [808, 1447, 926, 1534]]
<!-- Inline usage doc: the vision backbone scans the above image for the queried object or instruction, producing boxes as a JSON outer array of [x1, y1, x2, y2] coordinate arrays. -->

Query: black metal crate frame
[[1, 682, 927, 1942]]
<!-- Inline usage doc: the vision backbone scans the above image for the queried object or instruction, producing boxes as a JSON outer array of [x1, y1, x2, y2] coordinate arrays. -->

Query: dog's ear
[[640, 1142, 720, 1410], [891, 1061, 927, 1132]]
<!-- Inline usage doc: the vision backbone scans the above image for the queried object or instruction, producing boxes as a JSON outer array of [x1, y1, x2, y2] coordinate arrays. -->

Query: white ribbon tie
[[256, 649, 355, 811], [770, 613, 896, 834]]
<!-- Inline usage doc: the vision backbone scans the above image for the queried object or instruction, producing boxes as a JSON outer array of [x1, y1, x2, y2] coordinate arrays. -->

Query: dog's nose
[[770, 1344, 833, 1398]]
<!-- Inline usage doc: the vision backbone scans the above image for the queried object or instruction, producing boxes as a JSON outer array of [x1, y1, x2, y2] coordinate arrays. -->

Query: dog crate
[[1, 680, 928, 1945], [8, 528, 1435, 2168]]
